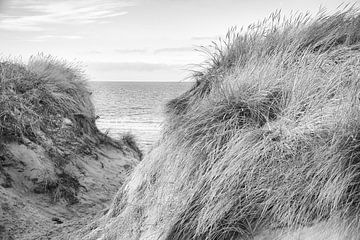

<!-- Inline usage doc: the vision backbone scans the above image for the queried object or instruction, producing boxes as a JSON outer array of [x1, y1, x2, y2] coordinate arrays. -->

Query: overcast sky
[[0, 0, 355, 81]]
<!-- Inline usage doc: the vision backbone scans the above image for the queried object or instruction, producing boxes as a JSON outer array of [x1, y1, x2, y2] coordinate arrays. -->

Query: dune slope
[[79, 9, 360, 240], [0, 56, 142, 239]]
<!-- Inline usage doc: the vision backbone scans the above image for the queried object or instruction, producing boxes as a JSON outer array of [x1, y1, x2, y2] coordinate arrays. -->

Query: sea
[[89, 81, 192, 152]]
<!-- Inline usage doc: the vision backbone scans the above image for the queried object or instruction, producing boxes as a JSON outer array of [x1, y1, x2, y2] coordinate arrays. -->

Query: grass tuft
[[0, 54, 93, 141], [122, 133, 143, 161], [0, 54, 141, 203]]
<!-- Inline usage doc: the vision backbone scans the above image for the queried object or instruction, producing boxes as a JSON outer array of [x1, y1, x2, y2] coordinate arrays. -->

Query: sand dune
[[75, 8, 360, 240], [0, 56, 142, 239]]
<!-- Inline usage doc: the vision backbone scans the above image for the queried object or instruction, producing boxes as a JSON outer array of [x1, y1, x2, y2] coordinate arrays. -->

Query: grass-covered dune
[[0, 55, 142, 239], [78, 9, 360, 240]]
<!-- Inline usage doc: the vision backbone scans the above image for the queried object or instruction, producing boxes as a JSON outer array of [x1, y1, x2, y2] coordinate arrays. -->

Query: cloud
[[115, 47, 196, 55], [85, 61, 187, 81], [153, 47, 194, 54], [87, 61, 181, 72], [0, 0, 6, 13], [115, 48, 147, 54], [85, 61, 189, 81], [82, 50, 103, 54], [191, 36, 219, 41], [0, 0, 133, 31], [29, 34, 83, 42]]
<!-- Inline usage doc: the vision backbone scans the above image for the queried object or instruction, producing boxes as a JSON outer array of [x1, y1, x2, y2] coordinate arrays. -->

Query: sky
[[0, 0, 356, 82]]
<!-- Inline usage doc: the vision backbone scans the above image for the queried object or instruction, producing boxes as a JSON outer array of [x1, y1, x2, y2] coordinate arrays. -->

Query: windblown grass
[[0, 55, 142, 203], [79, 7, 360, 240], [0, 55, 93, 141]]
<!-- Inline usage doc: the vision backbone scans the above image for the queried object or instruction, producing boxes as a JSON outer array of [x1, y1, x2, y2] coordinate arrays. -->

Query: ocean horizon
[[89, 81, 192, 151]]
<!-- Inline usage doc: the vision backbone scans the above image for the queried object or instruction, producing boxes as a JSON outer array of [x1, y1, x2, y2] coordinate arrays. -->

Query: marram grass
[[0, 55, 142, 203], [0, 55, 94, 141], [79, 8, 360, 240]]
